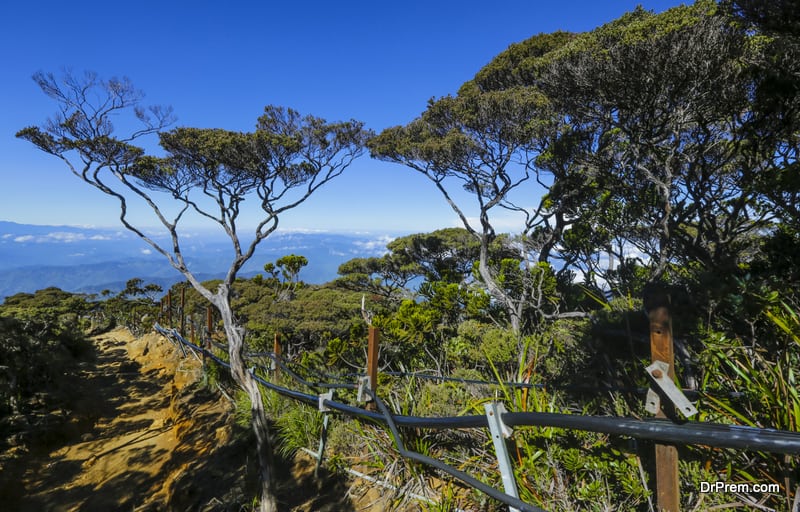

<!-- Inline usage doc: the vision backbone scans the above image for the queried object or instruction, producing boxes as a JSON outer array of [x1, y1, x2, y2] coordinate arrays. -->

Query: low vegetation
[[154, 221, 799, 510]]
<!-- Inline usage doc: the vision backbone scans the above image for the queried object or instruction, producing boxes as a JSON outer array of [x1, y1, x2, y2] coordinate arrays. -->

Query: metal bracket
[[645, 388, 662, 415], [318, 390, 333, 413], [316, 413, 331, 476], [357, 376, 372, 403], [316, 390, 334, 475], [645, 360, 698, 418], [484, 402, 520, 512]]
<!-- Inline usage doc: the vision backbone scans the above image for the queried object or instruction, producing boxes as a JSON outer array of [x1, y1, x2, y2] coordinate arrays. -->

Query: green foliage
[[420, 482, 465, 512], [97, 278, 163, 334], [514, 430, 649, 511], [382, 300, 439, 347], [261, 254, 308, 302], [232, 389, 252, 428], [469, 31, 577, 91], [274, 403, 324, 458], [335, 253, 418, 302], [0, 287, 94, 344], [406, 380, 477, 419], [0, 289, 94, 417], [238, 282, 365, 358], [119, 277, 163, 302], [699, 329, 799, 432], [386, 227, 482, 284], [690, 300, 799, 510], [766, 301, 800, 347], [446, 320, 517, 373]]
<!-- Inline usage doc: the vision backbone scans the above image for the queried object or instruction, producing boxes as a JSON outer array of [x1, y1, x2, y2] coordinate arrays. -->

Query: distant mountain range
[[0, 221, 394, 300]]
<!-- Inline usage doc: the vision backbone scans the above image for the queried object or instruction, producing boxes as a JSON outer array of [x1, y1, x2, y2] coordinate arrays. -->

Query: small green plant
[[274, 403, 324, 458], [233, 389, 252, 428], [699, 330, 799, 433], [421, 482, 464, 512], [693, 299, 800, 510], [766, 300, 800, 347]]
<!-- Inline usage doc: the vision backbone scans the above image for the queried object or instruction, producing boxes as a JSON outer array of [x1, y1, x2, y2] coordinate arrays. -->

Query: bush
[[0, 313, 91, 418], [445, 320, 517, 373]]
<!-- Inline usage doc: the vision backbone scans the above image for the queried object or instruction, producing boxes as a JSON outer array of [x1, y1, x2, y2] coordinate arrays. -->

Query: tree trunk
[[477, 239, 522, 336], [215, 290, 278, 512]]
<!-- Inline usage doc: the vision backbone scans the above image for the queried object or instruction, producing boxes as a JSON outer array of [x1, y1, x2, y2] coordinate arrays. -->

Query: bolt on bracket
[[645, 360, 698, 418]]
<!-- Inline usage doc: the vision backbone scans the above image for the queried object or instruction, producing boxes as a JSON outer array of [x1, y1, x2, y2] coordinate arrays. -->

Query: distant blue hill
[[0, 221, 394, 299]]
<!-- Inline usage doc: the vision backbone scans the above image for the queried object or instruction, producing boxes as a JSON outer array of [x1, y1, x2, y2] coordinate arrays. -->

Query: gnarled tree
[[368, 86, 565, 337], [17, 70, 369, 512], [468, 2, 775, 296]]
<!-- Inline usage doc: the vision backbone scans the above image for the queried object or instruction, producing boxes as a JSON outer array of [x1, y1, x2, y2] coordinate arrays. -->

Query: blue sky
[[1, 0, 685, 236]]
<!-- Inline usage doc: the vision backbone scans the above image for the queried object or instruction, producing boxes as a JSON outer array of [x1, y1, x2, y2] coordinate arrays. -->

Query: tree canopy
[[371, 0, 799, 314]]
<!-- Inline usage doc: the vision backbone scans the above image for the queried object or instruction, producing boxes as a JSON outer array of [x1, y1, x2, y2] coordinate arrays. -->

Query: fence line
[[246, 351, 742, 400], [153, 324, 800, 511]]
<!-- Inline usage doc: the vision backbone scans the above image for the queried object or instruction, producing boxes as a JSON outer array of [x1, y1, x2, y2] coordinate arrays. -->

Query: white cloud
[[276, 244, 312, 252], [141, 248, 152, 255], [276, 227, 330, 234], [47, 232, 87, 243], [459, 213, 527, 234], [10, 230, 126, 244], [352, 235, 394, 254]]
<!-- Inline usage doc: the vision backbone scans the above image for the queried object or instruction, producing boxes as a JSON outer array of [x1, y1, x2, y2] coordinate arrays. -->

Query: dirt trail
[[2, 328, 243, 511], [1, 328, 420, 511]]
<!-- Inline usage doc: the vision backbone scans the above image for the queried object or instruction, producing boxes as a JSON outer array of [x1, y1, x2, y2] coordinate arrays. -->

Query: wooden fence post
[[167, 290, 172, 327], [206, 306, 213, 339], [273, 333, 282, 377], [367, 326, 379, 409], [180, 285, 186, 337], [645, 286, 680, 512]]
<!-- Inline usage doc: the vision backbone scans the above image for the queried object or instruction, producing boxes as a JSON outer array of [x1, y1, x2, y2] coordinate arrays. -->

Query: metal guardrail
[[153, 324, 800, 511]]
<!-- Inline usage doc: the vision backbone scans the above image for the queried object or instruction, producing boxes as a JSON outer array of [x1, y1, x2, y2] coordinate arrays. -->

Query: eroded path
[[3, 328, 244, 511], [1, 328, 419, 511]]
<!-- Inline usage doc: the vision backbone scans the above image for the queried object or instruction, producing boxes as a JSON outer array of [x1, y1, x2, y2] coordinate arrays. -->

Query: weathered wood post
[[273, 333, 282, 378], [644, 285, 679, 512], [366, 326, 379, 410], [180, 285, 186, 337], [167, 290, 172, 327], [206, 306, 213, 342]]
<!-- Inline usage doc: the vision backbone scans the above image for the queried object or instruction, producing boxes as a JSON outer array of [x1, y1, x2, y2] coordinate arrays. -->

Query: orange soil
[[0, 328, 428, 511], [1, 328, 247, 511]]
